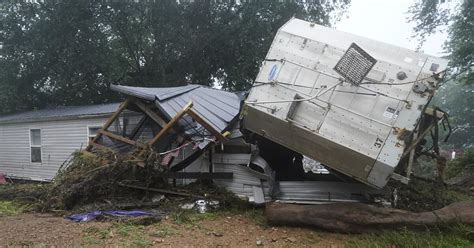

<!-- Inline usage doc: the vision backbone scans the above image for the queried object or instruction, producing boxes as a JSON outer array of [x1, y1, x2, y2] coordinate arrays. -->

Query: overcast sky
[[336, 0, 452, 56]]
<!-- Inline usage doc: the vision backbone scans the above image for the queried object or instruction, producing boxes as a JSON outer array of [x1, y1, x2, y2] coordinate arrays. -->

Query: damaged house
[[84, 18, 449, 204], [0, 18, 449, 205], [86, 84, 381, 204]]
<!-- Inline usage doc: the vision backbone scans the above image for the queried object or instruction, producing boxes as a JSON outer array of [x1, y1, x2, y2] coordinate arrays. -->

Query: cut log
[[265, 201, 474, 233]]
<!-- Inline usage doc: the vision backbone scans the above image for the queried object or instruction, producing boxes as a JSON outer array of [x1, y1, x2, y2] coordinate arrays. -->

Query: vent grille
[[334, 43, 377, 86]]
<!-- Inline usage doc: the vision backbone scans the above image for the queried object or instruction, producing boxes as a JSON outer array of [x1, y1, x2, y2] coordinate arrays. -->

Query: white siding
[[0, 117, 110, 181]]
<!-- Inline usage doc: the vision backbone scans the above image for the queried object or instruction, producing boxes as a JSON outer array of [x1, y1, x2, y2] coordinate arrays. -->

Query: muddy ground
[[0, 211, 346, 247]]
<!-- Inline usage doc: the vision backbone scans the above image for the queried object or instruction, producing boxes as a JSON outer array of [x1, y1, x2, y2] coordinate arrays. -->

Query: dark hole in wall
[[253, 134, 306, 181], [244, 132, 347, 182]]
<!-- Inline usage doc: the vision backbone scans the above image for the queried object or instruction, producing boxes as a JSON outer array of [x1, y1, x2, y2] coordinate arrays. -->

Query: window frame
[[29, 128, 42, 164], [87, 125, 102, 142]]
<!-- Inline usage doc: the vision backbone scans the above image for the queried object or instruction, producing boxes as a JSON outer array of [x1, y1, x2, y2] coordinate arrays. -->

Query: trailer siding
[[0, 117, 110, 181]]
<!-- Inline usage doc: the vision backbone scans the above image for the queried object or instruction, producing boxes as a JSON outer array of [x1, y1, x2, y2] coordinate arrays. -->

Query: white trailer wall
[[0, 117, 110, 181]]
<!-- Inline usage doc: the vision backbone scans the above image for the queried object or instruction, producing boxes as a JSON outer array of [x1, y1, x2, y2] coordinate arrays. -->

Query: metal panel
[[110, 84, 199, 101], [245, 18, 448, 188], [111, 85, 242, 134], [334, 43, 377, 86], [276, 181, 383, 203]]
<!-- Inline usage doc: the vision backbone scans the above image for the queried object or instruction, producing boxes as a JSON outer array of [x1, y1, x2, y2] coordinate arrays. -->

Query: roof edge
[[0, 113, 114, 125]]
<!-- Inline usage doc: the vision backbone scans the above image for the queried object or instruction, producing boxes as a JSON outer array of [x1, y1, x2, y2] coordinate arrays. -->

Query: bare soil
[[0, 212, 348, 247]]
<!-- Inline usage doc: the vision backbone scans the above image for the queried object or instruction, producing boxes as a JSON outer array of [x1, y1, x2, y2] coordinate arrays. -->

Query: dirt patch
[[0, 212, 347, 247], [0, 213, 90, 246]]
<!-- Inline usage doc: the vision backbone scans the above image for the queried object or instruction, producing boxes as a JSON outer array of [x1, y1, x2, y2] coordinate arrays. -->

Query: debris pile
[[388, 177, 473, 212], [38, 150, 243, 212], [41, 150, 163, 210]]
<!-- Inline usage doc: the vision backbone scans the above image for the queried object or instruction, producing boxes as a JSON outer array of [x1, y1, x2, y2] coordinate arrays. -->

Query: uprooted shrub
[[40, 150, 168, 211]]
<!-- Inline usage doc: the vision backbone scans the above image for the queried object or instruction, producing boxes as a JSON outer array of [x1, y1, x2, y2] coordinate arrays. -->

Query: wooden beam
[[131, 99, 167, 127], [154, 172, 233, 179], [129, 115, 148, 140], [401, 122, 435, 159], [117, 182, 204, 198], [86, 98, 131, 151], [99, 129, 146, 149], [81, 150, 96, 157], [186, 109, 227, 142], [137, 101, 193, 158], [424, 107, 444, 119], [88, 140, 109, 151]]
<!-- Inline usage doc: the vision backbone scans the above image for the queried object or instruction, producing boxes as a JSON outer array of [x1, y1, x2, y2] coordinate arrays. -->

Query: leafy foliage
[[409, 0, 473, 82], [407, 0, 451, 46], [446, 148, 474, 178], [0, 201, 27, 216], [0, 0, 349, 114], [431, 80, 474, 148], [445, 0, 474, 83]]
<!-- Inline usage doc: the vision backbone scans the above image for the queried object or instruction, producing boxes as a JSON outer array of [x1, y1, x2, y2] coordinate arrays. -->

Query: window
[[30, 129, 42, 163], [88, 126, 101, 141]]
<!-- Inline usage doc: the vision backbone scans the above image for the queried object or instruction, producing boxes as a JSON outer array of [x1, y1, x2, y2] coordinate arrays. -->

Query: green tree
[[431, 80, 474, 149], [409, 0, 473, 148], [409, 0, 473, 82], [0, 0, 350, 114]]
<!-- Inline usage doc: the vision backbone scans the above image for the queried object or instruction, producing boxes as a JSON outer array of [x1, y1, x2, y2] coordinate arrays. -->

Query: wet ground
[[0, 212, 348, 247]]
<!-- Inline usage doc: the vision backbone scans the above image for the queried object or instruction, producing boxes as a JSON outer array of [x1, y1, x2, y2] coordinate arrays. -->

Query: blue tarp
[[66, 210, 152, 222]]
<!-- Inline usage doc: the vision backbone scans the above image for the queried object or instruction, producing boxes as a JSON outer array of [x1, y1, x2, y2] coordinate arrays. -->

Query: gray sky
[[336, 0, 451, 56]]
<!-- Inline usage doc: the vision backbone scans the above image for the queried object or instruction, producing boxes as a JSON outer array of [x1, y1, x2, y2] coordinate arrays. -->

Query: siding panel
[[0, 117, 110, 181]]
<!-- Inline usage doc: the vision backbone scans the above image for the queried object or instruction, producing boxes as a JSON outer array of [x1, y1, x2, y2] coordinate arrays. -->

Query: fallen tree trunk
[[265, 201, 474, 233]]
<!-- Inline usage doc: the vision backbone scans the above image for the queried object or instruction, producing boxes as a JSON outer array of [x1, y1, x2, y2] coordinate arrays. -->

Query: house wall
[[0, 116, 110, 181]]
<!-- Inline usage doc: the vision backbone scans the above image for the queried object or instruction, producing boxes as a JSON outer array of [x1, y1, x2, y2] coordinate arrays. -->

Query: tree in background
[[431, 81, 474, 149], [409, 0, 473, 148], [0, 0, 349, 114], [409, 0, 473, 82]]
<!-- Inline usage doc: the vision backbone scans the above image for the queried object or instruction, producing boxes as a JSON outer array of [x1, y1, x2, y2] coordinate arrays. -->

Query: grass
[[0, 200, 28, 216], [240, 208, 267, 226], [169, 206, 267, 227], [152, 226, 178, 238], [79, 207, 264, 246], [82, 222, 151, 247], [170, 209, 219, 225], [345, 225, 474, 248]]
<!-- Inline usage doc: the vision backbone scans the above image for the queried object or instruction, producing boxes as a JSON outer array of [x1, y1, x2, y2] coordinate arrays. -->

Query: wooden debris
[[117, 182, 205, 199]]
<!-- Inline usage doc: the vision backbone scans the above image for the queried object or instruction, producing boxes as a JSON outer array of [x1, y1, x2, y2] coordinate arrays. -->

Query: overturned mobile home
[[86, 18, 449, 203]]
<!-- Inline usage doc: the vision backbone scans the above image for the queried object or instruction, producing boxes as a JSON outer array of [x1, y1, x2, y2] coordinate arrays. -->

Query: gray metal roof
[[110, 84, 200, 101], [111, 84, 242, 133], [0, 103, 120, 124]]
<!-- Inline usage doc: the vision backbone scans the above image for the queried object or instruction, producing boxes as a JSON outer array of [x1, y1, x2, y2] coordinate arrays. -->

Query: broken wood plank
[[132, 98, 167, 127], [401, 122, 435, 158], [117, 182, 204, 198], [155, 172, 233, 179], [186, 109, 227, 142], [86, 98, 131, 151], [99, 129, 146, 149], [88, 140, 109, 151], [136, 101, 193, 158], [128, 115, 148, 140], [265, 201, 474, 233], [81, 150, 96, 157]]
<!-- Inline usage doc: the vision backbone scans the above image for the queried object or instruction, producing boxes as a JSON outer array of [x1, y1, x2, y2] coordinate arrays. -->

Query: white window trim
[[87, 125, 102, 142], [29, 128, 42, 164]]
